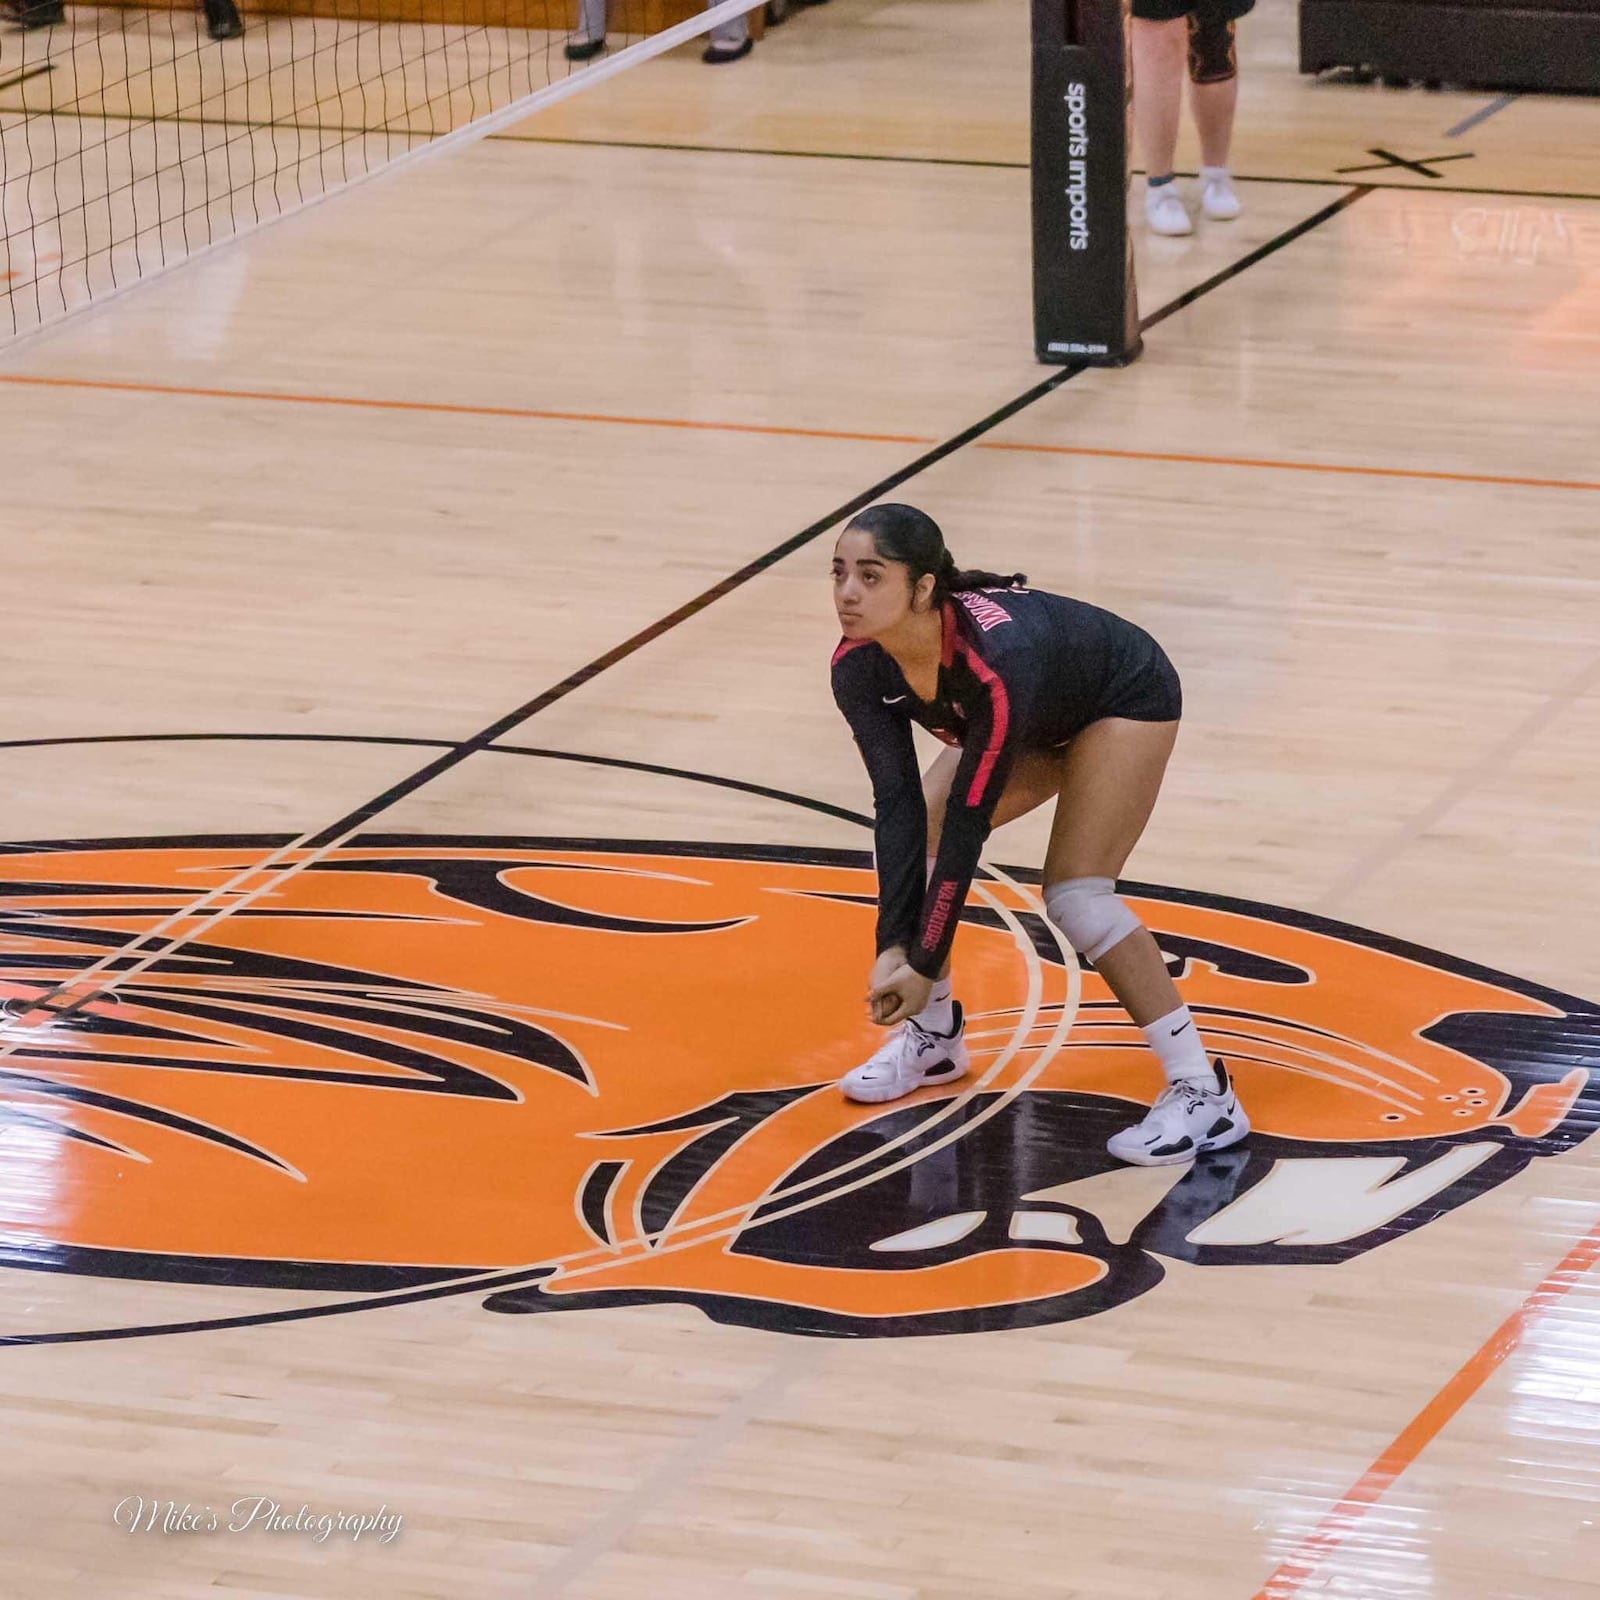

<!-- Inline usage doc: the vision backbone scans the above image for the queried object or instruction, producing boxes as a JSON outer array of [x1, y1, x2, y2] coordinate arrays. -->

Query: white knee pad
[[1043, 876, 1141, 963]]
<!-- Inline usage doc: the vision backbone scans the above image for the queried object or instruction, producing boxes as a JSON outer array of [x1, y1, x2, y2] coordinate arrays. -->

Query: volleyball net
[[0, 0, 756, 339]]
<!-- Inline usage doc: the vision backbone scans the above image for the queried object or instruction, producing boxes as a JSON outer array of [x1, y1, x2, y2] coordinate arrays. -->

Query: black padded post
[[1031, 0, 1141, 366]]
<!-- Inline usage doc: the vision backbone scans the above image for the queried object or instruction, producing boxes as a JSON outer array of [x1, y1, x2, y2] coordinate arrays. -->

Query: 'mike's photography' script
[[114, 1496, 403, 1544]]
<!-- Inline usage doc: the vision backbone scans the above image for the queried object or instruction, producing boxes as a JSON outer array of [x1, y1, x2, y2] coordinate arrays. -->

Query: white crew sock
[[1140, 1005, 1215, 1087], [1200, 164, 1231, 185], [914, 976, 954, 1035]]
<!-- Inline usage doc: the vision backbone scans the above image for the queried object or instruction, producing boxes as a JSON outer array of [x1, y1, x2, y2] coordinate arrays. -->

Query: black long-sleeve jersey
[[831, 587, 1181, 979]]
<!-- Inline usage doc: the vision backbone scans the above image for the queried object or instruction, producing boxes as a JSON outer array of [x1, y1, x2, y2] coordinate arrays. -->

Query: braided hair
[[845, 503, 1026, 605]]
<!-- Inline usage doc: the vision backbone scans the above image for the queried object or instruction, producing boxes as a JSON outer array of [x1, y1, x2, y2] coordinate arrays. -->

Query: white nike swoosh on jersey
[[882, 695, 909, 704]]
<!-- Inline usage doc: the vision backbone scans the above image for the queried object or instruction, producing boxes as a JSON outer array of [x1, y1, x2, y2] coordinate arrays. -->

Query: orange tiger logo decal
[[0, 837, 1594, 1338]]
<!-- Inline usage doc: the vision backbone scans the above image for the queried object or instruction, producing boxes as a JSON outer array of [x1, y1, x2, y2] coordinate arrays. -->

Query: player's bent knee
[[1187, 14, 1237, 84], [1043, 876, 1142, 962]]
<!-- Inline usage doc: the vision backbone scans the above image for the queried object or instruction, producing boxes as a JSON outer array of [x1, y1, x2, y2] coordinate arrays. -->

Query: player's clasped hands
[[867, 946, 934, 1028]]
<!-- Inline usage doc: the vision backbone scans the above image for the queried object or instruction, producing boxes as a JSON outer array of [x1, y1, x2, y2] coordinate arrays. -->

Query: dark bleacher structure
[[1300, 0, 1600, 94]]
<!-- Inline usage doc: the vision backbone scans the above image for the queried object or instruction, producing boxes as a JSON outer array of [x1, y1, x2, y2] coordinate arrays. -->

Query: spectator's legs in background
[[1131, 15, 1192, 235], [1188, 12, 1243, 217], [565, 0, 607, 60], [702, 0, 753, 61], [203, 0, 244, 40]]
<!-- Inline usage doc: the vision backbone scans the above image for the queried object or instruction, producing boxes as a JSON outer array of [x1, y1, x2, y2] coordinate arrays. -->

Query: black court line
[[0, 63, 54, 93], [1337, 148, 1476, 179], [24, 188, 1375, 1013], [1140, 187, 1371, 333], [487, 132, 1033, 169], [1329, 179, 1600, 203], [0, 1266, 560, 1348], [0, 104, 429, 138], [297, 365, 1083, 846], [485, 133, 1600, 206], [293, 189, 1369, 848], [2, 106, 1594, 204], [0, 731, 874, 831]]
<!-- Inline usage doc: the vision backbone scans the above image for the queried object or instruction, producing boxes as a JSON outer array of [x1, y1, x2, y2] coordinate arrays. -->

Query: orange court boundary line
[[977, 439, 1600, 494], [0, 372, 931, 448], [2, 371, 1597, 494], [1252, 1213, 1600, 1599]]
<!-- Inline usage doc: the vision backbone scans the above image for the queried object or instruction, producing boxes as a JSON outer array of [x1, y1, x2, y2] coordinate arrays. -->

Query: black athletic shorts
[[1087, 628, 1183, 727], [1131, 0, 1253, 24]]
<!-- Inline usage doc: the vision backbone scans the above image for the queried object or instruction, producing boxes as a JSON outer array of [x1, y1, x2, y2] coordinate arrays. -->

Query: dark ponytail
[[845, 503, 1026, 604]]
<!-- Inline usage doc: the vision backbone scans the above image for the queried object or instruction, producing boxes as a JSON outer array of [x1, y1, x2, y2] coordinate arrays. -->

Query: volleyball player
[[829, 503, 1249, 1167]]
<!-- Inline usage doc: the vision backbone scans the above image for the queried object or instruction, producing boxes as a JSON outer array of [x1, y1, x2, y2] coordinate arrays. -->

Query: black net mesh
[[0, 0, 676, 336]]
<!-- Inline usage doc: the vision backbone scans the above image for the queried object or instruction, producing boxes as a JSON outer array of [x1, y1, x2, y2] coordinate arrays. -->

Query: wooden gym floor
[[0, 1, 1597, 1596]]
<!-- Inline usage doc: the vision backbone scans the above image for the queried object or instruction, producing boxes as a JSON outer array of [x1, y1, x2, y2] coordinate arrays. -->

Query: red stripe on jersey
[[831, 636, 872, 667], [952, 634, 1010, 806], [939, 602, 956, 670]]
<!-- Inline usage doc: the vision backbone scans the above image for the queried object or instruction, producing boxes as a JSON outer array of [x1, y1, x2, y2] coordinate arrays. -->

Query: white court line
[[0, 830, 331, 1030], [0, 816, 383, 1039], [2, 861, 1084, 1343], [595, 867, 1063, 1261]]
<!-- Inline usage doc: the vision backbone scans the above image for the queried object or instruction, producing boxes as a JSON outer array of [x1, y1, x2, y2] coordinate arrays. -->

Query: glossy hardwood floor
[[0, 2, 1597, 1597]]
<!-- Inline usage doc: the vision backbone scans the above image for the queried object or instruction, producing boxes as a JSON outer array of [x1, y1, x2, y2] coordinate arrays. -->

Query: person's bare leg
[[1191, 74, 1238, 168], [924, 726, 1179, 1025], [1040, 718, 1248, 1163], [1041, 719, 1180, 1027], [1131, 17, 1187, 180], [1132, 19, 1193, 233], [1187, 15, 1243, 217]]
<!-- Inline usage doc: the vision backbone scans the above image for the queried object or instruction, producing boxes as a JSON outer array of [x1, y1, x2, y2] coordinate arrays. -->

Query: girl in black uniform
[[830, 503, 1249, 1167]]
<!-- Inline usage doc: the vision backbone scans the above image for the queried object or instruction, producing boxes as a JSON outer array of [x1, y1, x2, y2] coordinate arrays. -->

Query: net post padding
[[1030, 0, 1141, 367]]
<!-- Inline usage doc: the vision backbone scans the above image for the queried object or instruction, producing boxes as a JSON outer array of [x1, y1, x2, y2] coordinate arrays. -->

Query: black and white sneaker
[[1107, 1059, 1249, 1167], [840, 1004, 969, 1104]]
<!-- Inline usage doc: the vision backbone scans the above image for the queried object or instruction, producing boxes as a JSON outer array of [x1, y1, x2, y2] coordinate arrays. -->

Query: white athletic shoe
[[841, 1004, 970, 1104], [1145, 184, 1193, 237], [1107, 1059, 1249, 1167], [1200, 172, 1242, 221]]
